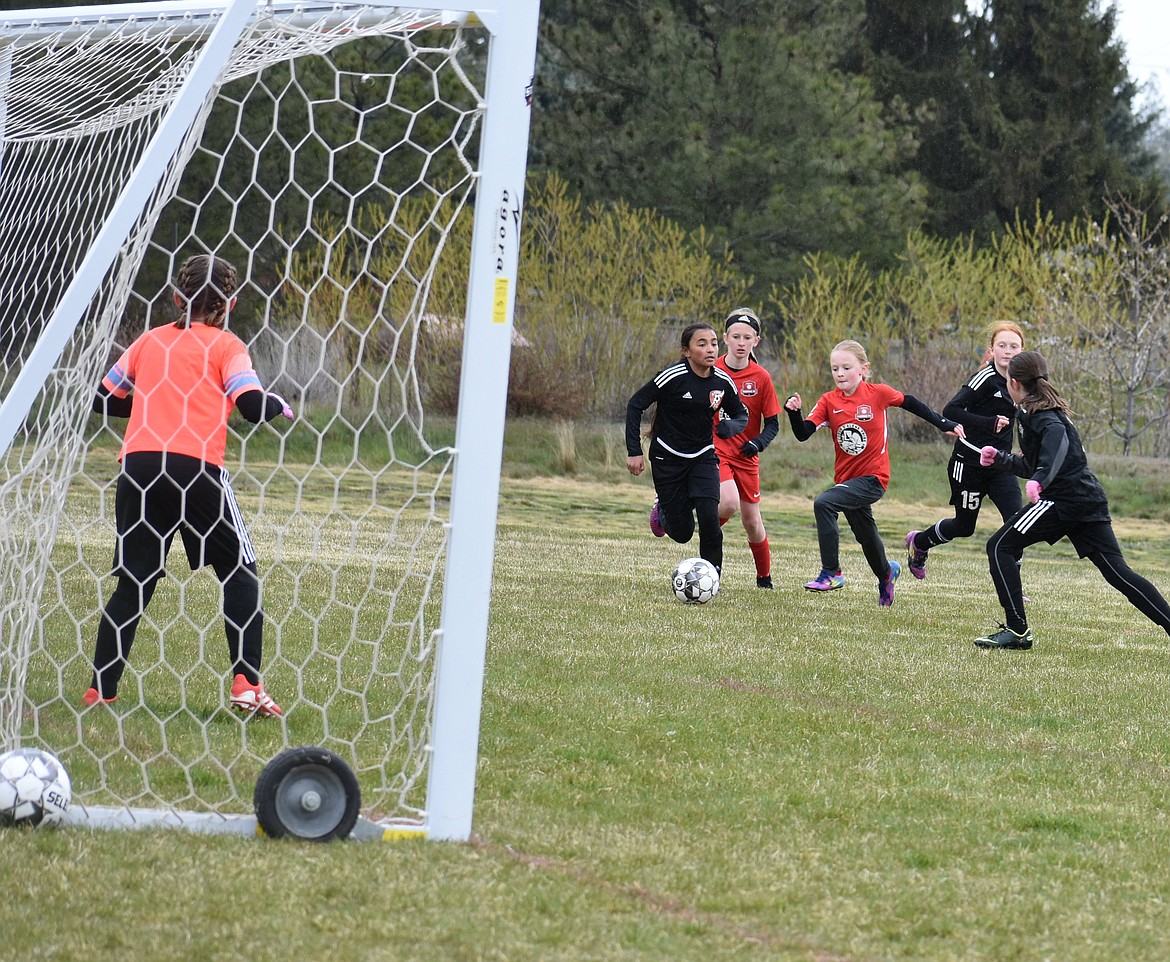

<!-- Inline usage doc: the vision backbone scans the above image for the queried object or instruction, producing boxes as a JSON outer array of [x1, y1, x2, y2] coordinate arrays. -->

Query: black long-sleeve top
[[626, 361, 748, 459], [995, 406, 1110, 522], [942, 363, 1015, 456], [92, 384, 286, 424]]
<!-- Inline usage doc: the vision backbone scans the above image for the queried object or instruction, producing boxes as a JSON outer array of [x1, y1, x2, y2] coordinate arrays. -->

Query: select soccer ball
[[0, 748, 71, 828], [672, 557, 720, 604]]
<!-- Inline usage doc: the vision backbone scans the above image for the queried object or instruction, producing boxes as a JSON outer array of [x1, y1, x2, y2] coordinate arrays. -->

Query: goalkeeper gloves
[[1026, 479, 1043, 503], [269, 392, 295, 420]]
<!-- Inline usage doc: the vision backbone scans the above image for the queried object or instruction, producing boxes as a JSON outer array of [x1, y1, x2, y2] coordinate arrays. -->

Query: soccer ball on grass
[[672, 557, 720, 604], [0, 747, 71, 828]]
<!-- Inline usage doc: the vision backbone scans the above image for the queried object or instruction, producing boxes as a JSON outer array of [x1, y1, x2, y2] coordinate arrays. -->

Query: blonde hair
[[980, 320, 1025, 366], [174, 254, 238, 329], [831, 339, 869, 371]]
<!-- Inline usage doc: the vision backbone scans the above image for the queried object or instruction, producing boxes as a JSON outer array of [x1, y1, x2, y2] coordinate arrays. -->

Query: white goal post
[[0, 0, 540, 841]]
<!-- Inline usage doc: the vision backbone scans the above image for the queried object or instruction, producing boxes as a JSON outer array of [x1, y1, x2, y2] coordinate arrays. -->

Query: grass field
[[5, 428, 1170, 962]]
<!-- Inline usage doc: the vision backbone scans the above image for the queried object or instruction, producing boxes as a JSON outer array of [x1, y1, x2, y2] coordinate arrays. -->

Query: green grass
[[5, 422, 1170, 961]]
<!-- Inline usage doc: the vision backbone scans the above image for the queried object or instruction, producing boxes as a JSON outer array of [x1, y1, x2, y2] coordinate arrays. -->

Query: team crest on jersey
[[836, 423, 867, 455], [855, 404, 874, 422], [709, 390, 724, 410], [741, 379, 758, 397]]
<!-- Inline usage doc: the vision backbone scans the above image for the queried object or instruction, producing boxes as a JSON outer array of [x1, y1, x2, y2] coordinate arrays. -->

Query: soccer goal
[[0, 0, 539, 842]]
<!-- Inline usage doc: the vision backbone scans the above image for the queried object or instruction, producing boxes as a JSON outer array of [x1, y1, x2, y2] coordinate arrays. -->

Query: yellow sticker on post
[[492, 276, 509, 324]]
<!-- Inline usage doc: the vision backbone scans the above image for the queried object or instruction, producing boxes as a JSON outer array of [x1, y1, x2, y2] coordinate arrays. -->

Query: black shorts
[[999, 499, 1120, 559], [650, 451, 720, 513], [112, 451, 256, 581], [947, 453, 1021, 517]]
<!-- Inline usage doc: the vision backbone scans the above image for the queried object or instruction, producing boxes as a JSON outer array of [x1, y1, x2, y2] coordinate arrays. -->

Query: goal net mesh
[[0, 3, 490, 830]]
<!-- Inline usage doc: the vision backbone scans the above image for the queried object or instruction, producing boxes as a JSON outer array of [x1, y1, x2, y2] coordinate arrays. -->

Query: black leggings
[[1087, 550, 1170, 634], [662, 496, 723, 572], [90, 560, 264, 698], [987, 513, 1170, 636]]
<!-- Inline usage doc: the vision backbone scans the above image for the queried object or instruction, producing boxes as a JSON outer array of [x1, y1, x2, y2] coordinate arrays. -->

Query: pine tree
[[859, 0, 985, 235], [865, 0, 1164, 238], [533, 0, 926, 289]]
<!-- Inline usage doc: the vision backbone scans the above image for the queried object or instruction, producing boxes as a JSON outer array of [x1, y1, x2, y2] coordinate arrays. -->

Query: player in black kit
[[905, 321, 1025, 579], [974, 350, 1170, 650], [626, 322, 749, 575]]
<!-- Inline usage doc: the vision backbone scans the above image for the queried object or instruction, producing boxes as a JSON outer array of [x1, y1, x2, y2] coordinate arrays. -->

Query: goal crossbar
[[0, 1, 487, 34]]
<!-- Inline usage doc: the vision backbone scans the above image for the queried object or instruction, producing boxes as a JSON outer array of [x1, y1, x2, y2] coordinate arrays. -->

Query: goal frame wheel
[[254, 746, 361, 842]]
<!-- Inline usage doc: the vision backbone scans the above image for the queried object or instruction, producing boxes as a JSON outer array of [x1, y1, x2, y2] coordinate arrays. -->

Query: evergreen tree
[[534, 0, 926, 289], [858, 0, 985, 236], [864, 0, 1165, 238]]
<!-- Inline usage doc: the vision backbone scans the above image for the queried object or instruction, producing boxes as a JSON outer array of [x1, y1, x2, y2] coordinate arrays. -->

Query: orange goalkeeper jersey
[[101, 322, 263, 467]]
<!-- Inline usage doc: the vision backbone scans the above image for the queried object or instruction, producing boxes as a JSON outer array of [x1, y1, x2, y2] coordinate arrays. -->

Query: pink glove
[[1026, 479, 1042, 503], [979, 445, 999, 467], [269, 392, 295, 420]]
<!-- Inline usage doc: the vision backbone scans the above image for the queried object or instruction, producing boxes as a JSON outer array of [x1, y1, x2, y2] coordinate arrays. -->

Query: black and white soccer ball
[[0, 747, 71, 828], [672, 557, 720, 604]]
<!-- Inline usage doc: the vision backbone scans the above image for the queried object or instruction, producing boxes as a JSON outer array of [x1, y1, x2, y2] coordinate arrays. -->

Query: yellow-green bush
[[514, 175, 750, 417], [266, 177, 1170, 457], [767, 204, 1170, 455]]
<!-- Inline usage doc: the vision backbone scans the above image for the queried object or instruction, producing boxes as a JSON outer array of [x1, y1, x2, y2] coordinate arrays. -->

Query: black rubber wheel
[[254, 746, 361, 842]]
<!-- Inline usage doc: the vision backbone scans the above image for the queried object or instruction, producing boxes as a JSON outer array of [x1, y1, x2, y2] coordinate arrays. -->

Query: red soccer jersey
[[807, 380, 905, 489], [714, 356, 781, 467], [102, 322, 263, 467]]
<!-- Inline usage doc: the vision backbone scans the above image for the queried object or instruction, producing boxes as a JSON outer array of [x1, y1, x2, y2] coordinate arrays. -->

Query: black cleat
[[756, 576, 774, 590], [974, 625, 1034, 650]]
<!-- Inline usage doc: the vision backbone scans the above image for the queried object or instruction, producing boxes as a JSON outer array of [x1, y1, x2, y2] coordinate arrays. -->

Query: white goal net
[[0, 0, 538, 841]]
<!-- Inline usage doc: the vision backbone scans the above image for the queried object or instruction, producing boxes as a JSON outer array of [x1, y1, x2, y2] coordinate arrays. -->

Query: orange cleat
[[229, 674, 283, 718]]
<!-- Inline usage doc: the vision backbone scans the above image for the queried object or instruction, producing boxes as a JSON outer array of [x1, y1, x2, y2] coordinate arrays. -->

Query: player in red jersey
[[84, 254, 292, 716], [713, 308, 781, 589], [785, 340, 963, 607]]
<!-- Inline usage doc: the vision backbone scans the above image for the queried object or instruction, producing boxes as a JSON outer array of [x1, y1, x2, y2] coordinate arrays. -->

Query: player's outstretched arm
[[900, 394, 960, 435], [236, 389, 294, 424], [979, 444, 1027, 476]]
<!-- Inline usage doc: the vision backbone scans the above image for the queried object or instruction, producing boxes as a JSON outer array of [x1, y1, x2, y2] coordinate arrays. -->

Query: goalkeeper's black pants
[[90, 560, 264, 699]]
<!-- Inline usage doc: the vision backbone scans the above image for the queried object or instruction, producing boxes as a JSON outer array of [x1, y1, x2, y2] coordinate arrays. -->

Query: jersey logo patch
[[682, 392, 692, 399], [709, 389, 724, 410], [836, 423, 868, 455], [855, 404, 874, 422], [741, 379, 758, 397]]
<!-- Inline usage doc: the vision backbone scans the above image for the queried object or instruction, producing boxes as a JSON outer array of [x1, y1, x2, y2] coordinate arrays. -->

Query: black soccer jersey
[[626, 361, 748, 459], [1001, 407, 1110, 523], [943, 363, 1015, 456]]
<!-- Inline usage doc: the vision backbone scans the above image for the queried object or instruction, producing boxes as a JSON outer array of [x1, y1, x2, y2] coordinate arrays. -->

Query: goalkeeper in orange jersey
[[84, 254, 292, 717]]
